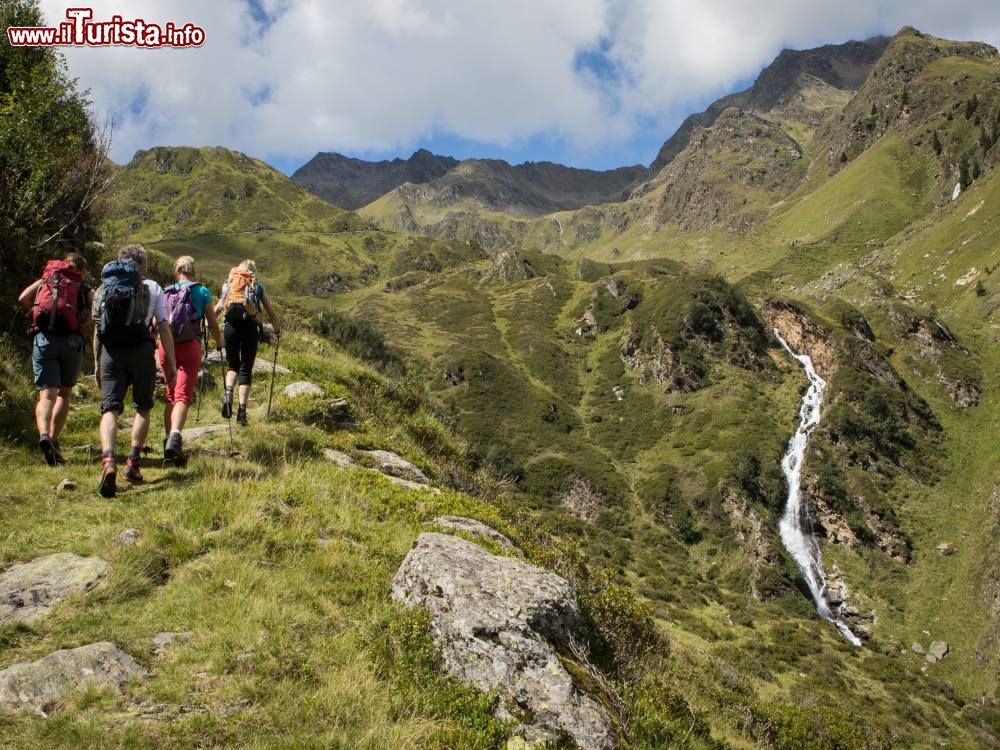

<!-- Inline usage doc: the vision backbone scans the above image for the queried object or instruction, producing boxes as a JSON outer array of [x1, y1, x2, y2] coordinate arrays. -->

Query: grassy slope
[[0, 332, 519, 748]]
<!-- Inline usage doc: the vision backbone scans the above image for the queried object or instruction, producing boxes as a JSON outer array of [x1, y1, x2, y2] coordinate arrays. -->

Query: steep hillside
[[291, 149, 459, 210], [100, 146, 366, 246]]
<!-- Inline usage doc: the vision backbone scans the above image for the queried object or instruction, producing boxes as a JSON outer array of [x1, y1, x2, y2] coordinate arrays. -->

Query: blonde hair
[[174, 255, 195, 278], [238, 259, 257, 275]]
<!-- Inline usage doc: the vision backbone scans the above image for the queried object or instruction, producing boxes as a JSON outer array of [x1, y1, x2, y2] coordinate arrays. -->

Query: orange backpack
[[223, 268, 259, 321]]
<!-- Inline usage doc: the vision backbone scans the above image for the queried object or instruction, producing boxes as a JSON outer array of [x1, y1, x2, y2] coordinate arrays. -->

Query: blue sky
[[43, 1, 1000, 176]]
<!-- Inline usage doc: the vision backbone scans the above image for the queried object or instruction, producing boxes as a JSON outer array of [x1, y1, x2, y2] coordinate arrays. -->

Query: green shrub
[[311, 309, 405, 375]]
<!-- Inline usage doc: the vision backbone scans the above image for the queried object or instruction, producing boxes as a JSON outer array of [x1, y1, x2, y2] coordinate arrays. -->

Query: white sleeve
[[149, 282, 168, 325]]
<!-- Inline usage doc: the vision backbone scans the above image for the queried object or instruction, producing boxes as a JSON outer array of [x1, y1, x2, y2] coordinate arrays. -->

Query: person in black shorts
[[215, 259, 280, 426]]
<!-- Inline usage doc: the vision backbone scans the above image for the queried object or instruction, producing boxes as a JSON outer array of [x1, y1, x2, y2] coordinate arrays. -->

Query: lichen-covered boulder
[[361, 449, 429, 484], [391, 532, 616, 749], [0, 643, 146, 713], [0, 554, 108, 624]]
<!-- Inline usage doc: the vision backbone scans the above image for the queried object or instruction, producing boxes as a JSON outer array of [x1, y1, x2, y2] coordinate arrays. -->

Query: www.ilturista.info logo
[[7, 8, 205, 48]]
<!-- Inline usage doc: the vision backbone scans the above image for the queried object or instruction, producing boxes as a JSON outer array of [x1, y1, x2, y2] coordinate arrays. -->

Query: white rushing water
[[774, 329, 862, 647]]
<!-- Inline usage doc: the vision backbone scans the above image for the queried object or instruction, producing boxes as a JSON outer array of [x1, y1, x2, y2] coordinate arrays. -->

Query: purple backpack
[[164, 283, 202, 343]]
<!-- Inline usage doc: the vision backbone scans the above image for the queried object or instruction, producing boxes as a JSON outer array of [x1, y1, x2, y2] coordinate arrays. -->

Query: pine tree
[[972, 160, 981, 180]]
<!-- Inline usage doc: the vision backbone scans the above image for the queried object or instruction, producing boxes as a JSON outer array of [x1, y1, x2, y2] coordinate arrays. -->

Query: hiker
[[215, 259, 280, 427], [93, 244, 177, 498], [160, 255, 224, 465], [17, 252, 94, 466]]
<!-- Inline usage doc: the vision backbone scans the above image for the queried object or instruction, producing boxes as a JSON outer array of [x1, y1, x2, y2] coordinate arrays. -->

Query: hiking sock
[[129, 445, 142, 462]]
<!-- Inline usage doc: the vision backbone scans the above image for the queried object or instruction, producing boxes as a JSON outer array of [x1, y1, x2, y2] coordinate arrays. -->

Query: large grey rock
[[0, 554, 108, 624], [322, 449, 356, 468], [283, 381, 325, 399], [361, 450, 429, 484], [392, 533, 616, 749], [927, 641, 950, 663], [0, 643, 145, 713], [432, 516, 516, 551]]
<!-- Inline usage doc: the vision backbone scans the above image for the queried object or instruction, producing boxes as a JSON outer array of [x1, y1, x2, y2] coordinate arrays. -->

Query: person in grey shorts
[[94, 244, 176, 498], [17, 252, 93, 466]]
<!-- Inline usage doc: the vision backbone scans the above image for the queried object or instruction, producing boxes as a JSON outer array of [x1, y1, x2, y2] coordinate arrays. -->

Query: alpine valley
[[2, 22, 999, 750]]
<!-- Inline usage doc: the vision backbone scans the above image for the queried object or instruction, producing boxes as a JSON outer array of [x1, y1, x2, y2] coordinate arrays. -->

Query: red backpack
[[31, 260, 83, 335]]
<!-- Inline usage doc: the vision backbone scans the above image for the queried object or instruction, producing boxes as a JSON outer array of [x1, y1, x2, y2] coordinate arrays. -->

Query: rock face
[[361, 450, 429, 484], [432, 516, 516, 551], [763, 301, 839, 379], [650, 36, 889, 173], [0, 554, 109, 624], [283, 381, 325, 399], [0, 643, 146, 713], [392, 532, 616, 749]]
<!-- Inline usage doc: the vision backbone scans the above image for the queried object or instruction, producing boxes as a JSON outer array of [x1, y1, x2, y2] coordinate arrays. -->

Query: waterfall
[[774, 329, 862, 647]]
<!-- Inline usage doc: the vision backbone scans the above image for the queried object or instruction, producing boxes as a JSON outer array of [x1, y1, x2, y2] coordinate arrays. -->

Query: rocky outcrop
[[619, 320, 708, 393], [361, 450, 429, 484], [479, 249, 536, 286], [888, 305, 980, 408], [0, 643, 146, 714], [652, 108, 805, 233], [0, 554, 108, 624], [763, 301, 839, 379], [650, 36, 889, 173], [391, 533, 616, 749]]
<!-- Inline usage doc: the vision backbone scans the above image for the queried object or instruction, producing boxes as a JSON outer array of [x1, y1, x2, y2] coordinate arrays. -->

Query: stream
[[774, 330, 862, 647]]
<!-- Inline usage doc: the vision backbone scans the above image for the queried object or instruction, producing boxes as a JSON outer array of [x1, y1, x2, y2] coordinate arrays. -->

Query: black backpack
[[93, 260, 151, 347]]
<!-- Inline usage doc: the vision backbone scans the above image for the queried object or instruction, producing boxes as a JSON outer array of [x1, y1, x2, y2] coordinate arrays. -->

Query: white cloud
[[38, 0, 1000, 167]]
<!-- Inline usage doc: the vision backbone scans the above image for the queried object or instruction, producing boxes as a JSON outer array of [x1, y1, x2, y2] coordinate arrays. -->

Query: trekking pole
[[195, 320, 207, 423], [266, 333, 280, 421], [221, 353, 234, 455]]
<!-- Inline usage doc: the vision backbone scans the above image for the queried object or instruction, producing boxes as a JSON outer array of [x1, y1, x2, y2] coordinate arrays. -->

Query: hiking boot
[[52, 439, 67, 465], [164, 431, 186, 466], [221, 388, 234, 419], [98, 456, 117, 498], [39, 435, 57, 466], [236, 405, 248, 427], [124, 456, 144, 483]]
